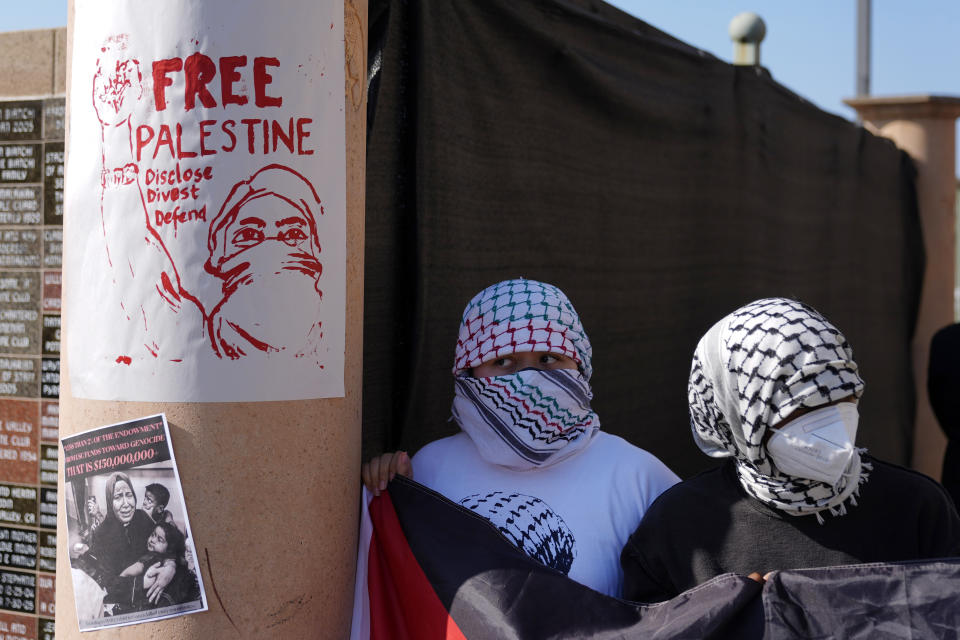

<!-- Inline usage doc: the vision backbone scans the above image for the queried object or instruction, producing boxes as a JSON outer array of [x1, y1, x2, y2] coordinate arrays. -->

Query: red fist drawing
[[93, 54, 143, 127]]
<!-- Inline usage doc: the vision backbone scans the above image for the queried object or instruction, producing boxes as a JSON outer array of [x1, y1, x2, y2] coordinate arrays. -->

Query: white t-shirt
[[413, 431, 679, 597]]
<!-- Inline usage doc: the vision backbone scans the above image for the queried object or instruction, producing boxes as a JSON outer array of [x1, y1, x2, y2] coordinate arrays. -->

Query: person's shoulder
[[932, 322, 960, 347], [863, 457, 960, 553], [644, 465, 729, 513], [590, 432, 679, 477], [411, 432, 475, 476], [413, 432, 471, 460], [866, 456, 954, 502], [131, 509, 155, 531], [625, 467, 730, 557], [411, 431, 479, 493], [591, 432, 667, 465]]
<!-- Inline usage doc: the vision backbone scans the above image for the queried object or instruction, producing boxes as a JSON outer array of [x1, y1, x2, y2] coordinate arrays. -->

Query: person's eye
[[281, 228, 308, 242], [540, 354, 560, 365], [232, 227, 264, 245]]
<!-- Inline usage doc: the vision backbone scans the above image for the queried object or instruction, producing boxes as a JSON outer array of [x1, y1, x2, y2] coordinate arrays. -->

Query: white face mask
[[766, 403, 859, 486]]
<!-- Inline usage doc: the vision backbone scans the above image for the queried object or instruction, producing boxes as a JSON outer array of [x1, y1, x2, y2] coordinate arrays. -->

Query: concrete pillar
[[55, 2, 367, 639], [846, 95, 960, 480]]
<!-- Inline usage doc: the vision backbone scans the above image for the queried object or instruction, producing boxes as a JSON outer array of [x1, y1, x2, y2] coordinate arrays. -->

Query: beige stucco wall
[[0, 28, 67, 97], [847, 96, 960, 482]]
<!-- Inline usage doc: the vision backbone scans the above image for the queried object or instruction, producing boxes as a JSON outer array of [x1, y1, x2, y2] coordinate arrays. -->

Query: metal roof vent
[[729, 12, 766, 66]]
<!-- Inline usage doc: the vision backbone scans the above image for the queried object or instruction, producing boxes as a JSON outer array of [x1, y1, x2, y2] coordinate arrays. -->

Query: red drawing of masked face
[[227, 196, 311, 253], [205, 165, 324, 360]]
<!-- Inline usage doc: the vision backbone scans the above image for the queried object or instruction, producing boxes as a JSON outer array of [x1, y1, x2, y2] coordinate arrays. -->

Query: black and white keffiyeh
[[688, 298, 869, 521]]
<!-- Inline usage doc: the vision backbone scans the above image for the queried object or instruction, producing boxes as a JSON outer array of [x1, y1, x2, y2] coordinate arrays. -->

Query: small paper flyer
[[61, 414, 207, 631]]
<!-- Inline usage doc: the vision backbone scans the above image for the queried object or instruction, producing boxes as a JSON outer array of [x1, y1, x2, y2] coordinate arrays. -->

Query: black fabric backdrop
[[362, 0, 924, 478]]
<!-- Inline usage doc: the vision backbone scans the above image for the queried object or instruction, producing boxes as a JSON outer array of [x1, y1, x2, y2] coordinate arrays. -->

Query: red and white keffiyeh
[[453, 279, 593, 379], [452, 368, 600, 470], [451, 280, 599, 470]]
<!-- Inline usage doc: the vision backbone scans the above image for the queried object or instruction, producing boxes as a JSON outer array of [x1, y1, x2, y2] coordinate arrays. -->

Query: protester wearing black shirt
[[621, 299, 960, 603], [622, 456, 960, 602]]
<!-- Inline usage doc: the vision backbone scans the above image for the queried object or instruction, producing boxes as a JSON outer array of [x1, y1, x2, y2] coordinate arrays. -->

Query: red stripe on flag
[[367, 491, 469, 640]]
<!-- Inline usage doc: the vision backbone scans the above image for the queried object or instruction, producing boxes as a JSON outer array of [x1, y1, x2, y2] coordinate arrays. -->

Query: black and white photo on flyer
[[61, 414, 207, 631]]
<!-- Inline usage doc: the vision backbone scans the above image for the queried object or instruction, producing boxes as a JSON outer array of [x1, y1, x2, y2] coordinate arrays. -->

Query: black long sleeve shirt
[[620, 457, 960, 603]]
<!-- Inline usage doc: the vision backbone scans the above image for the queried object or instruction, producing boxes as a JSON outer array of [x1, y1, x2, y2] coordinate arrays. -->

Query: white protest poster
[[62, 414, 207, 630], [65, 0, 346, 401]]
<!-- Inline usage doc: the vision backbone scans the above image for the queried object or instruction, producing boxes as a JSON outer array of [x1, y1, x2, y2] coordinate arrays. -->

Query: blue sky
[[5, 1, 66, 32], [608, 1, 960, 122], [7, 1, 960, 168], [608, 1, 960, 173]]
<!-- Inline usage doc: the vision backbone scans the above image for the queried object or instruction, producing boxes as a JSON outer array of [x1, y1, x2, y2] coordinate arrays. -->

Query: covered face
[[450, 279, 600, 470], [688, 298, 867, 518], [205, 164, 322, 271], [204, 165, 325, 359]]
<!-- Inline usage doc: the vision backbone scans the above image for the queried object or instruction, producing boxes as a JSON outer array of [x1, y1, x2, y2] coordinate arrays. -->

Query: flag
[[350, 476, 762, 639], [350, 476, 960, 639]]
